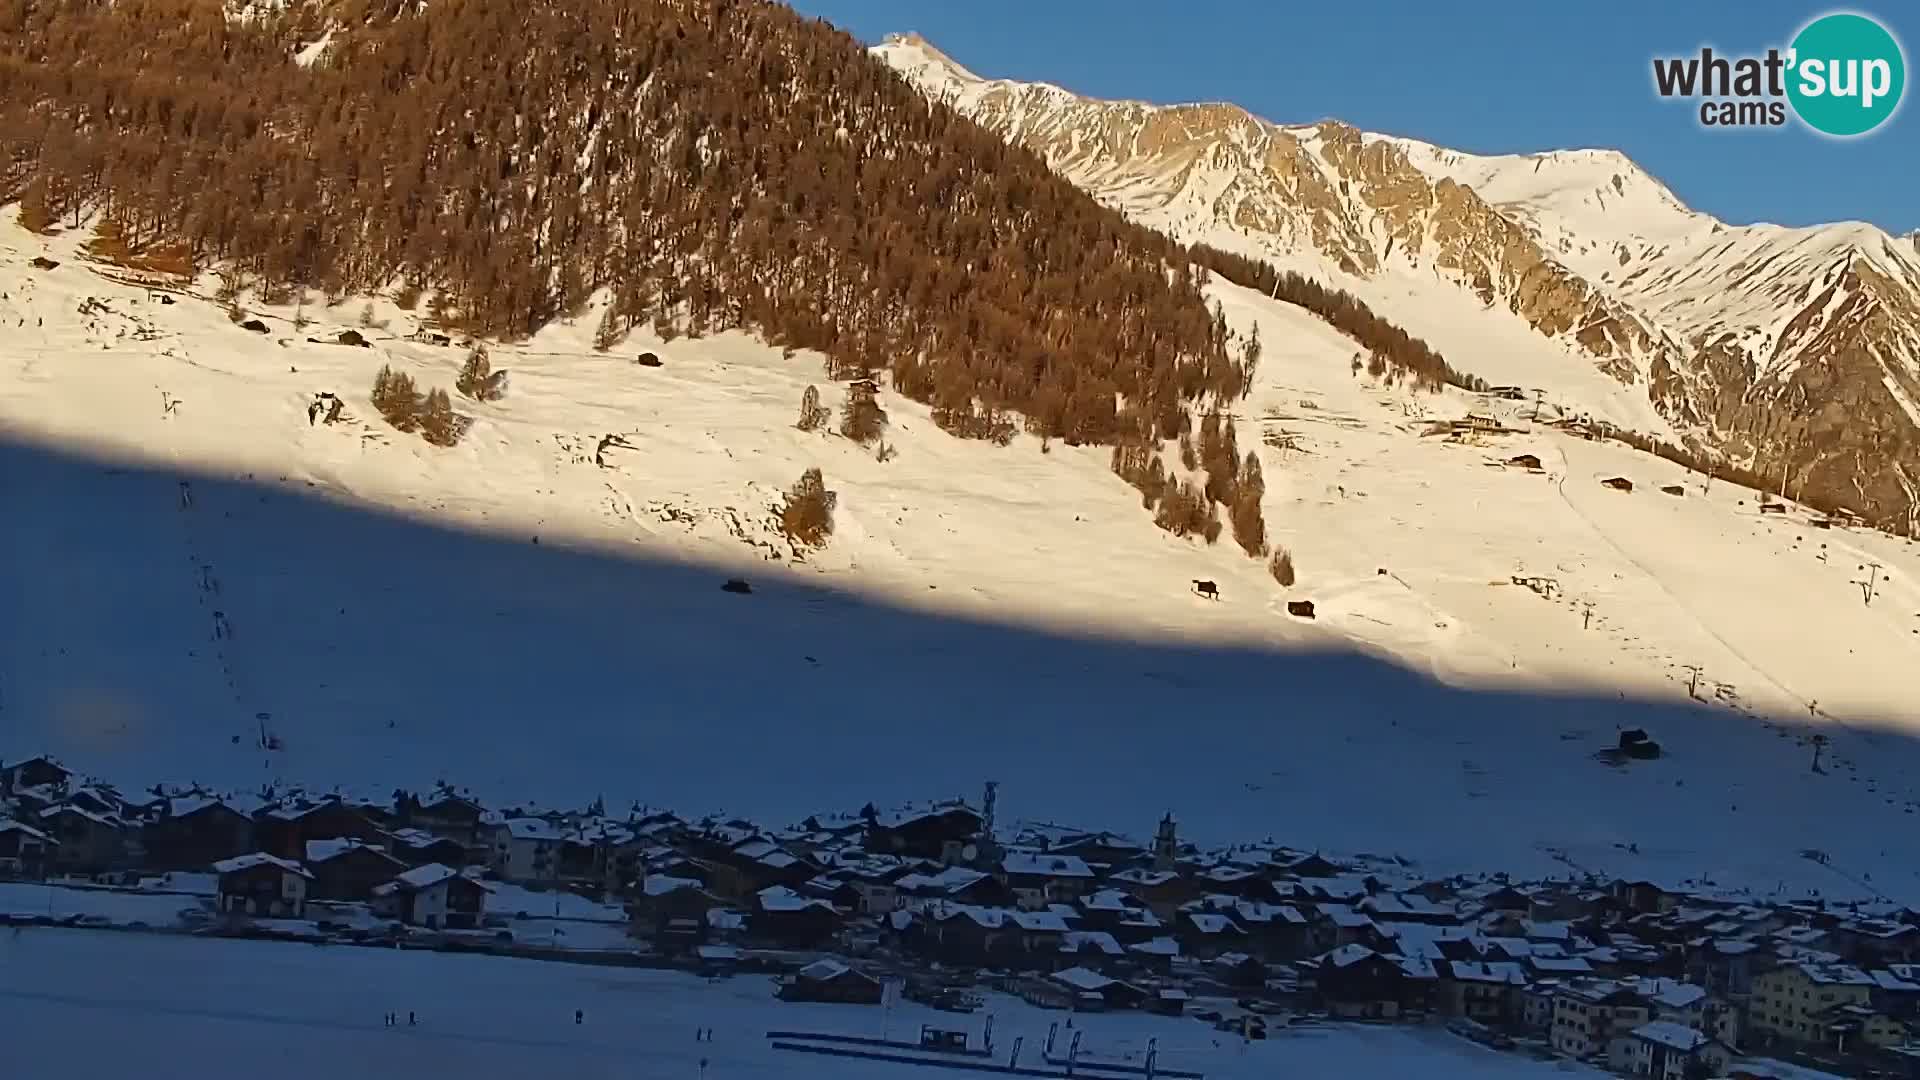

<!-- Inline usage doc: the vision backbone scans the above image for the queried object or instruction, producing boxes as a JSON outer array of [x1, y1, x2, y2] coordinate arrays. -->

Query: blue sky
[[793, 1, 1915, 234]]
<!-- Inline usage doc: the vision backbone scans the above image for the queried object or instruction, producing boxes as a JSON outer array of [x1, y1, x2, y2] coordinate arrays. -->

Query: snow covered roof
[[1322, 907, 1377, 929], [1631, 1021, 1712, 1052], [1109, 868, 1178, 887], [0, 819, 53, 841], [895, 865, 988, 894], [757, 885, 834, 914], [732, 839, 778, 860], [1129, 937, 1180, 956], [1185, 912, 1241, 935], [503, 817, 567, 842], [1462, 960, 1532, 984], [1871, 969, 1920, 993], [211, 853, 311, 879], [1081, 889, 1136, 912], [643, 875, 705, 897], [1528, 956, 1594, 975], [1051, 966, 1115, 991], [1060, 931, 1124, 955], [305, 838, 396, 864], [1792, 962, 1874, 986], [796, 959, 854, 981], [392, 863, 472, 891], [1647, 981, 1709, 1010], [42, 803, 122, 828], [1319, 944, 1378, 969], [1010, 910, 1072, 932], [1001, 851, 1094, 879]]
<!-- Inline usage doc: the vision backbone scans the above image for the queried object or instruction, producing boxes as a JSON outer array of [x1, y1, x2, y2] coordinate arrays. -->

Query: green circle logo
[[1787, 12, 1906, 136]]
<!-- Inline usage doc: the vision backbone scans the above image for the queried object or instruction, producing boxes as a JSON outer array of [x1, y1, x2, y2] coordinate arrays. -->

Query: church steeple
[[1152, 811, 1178, 872]]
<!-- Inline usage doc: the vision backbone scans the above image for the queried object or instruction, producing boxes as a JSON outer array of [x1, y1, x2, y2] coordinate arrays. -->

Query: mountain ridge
[[875, 33, 1920, 535]]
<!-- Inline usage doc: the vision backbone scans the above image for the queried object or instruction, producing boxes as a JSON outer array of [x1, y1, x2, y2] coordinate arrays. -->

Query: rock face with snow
[[874, 33, 1920, 534]]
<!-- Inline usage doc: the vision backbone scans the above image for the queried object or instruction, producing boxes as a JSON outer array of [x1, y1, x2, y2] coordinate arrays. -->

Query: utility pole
[[1682, 665, 1703, 700], [1531, 388, 1545, 423], [1582, 601, 1595, 630]]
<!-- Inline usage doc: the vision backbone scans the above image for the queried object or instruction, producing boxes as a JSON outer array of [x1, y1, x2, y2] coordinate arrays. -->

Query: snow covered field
[[4, 209, 1919, 901], [0, 928, 1599, 1080]]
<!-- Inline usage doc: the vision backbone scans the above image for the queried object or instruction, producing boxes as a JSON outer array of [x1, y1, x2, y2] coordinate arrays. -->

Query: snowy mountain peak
[[875, 32, 984, 97], [877, 33, 1920, 533]]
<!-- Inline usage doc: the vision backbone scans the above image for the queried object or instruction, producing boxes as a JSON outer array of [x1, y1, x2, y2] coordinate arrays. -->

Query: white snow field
[[0, 928, 1600, 1080], [4, 209, 1919, 900]]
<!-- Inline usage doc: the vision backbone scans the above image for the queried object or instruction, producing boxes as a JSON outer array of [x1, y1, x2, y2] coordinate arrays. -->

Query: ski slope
[[0, 928, 1603, 1080], [3, 209, 1919, 900]]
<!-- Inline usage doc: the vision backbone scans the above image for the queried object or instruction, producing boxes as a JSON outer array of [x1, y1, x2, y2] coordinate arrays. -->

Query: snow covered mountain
[[7, 208, 1920, 903], [874, 34, 1920, 535]]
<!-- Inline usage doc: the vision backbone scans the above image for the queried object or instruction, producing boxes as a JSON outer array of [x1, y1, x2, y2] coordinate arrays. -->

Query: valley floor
[[0, 928, 1597, 1080]]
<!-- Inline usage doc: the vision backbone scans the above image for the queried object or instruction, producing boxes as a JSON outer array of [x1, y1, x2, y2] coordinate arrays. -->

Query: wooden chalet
[[752, 885, 842, 948], [145, 797, 256, 870], [213, 853, 313, 919], [40, 804, 129, 873], [1, 756, 73, 796], [778, 959, 884, 1004], [864, 802, 984, 862], [0, 820, 55, 878], [256, 799, 385, 861], [305, 839, 407, 902]]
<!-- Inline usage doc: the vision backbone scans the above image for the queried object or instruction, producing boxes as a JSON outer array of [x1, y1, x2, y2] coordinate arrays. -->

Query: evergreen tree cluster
[[372, 364, 463, 446]]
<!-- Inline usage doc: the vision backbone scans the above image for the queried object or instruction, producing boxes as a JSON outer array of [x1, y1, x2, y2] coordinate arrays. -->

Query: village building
[[255, 799, 386, 862], [998, 850, 1096, 908], [39, 803, 128, 874], [1048, 966, 1147, 1011], [1551, 980, 1653, 1060], [305, 838, 407, 902], [1617, 1020, 1732, 1079], [778, 959, 884, 1004], [1107, 867, 1202, 919], [382, 827, 469, 868], [1305, 945, 1420, 1020], [0, 819, 55, 878], [493, 817, 567, 883], [213, 853, 312, 919], [371, 863, 491, 930], [145, 797, 258, 871], [1749, 962, 1876, 1048], [1439, 960, 1528, 1024], [752, 885, 841, 948], [863, 802, 983, 863], [1, 756, 73, 797]]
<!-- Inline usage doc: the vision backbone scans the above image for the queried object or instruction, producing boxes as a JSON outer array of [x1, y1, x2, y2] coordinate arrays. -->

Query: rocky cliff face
[[876, 33, 1920, 533]]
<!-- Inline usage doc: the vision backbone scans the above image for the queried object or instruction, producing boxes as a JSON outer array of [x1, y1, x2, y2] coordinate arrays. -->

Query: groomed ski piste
[[0, 928, 1605, 1080], [4, 206, 1919, 903]]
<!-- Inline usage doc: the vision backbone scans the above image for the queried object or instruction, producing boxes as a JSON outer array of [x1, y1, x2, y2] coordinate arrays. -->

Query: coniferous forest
[[0, 0, 1251, 450]]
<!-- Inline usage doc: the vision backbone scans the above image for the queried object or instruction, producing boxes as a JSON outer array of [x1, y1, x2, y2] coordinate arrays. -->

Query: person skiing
[[408, 1011, 416, 1026], [575, 1009, 584, 1025]]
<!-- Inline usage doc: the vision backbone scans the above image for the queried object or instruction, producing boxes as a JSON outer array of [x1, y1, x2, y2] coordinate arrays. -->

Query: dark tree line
[[0, 0, 1246, 449], [1187, 244, 1486, 394]]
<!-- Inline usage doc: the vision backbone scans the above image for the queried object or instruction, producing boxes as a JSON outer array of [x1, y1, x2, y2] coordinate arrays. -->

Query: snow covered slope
[[4, 209, 1920, 901], [874, 34, 1920, 533]]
